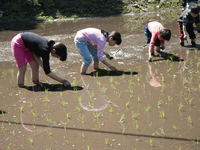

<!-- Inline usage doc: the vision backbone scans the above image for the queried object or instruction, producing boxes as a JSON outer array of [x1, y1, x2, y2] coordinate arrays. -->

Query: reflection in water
[[79, 90, 109, 112], [147, 63, 162, 88], [79, 76, 109, 112]]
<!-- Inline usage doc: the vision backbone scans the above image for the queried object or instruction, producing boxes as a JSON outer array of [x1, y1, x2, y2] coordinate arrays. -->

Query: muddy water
[[0, 10, 200, 150]]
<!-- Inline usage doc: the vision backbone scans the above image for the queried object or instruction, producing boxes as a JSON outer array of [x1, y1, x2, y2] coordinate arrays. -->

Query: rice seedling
[[148, 138, 154, 146], [121, 125, 126, 134], [75, 106, 81, 112], [63, 125, 68, 132], [125, 100, 131, 108], [108, 107, 114, 113], [131, 111, 139, 120], [104, 137, 110, 146], [172, 125, 178, 131], [185, 98, 193, 105], [45, 116, 53, 124], [157, 100, 163, 109], [27, 136, 34, 145], [44, 88, 49, 93], [87, 145, 91, 150], [177, 103, 184, 112], [186, 116, 193, 125], [19, 105, 24, 112], [137, 96, 141, 104], [81, 132, 85, 138], [77, 114, 85, 123], [100, 86, 107, 93], [167, 96, 173, 102], [27, 101, 33, 108], [133, 121, 139, 130], [119, 113, 125, 123], [159, 111, 166, 119], [65, 113, 71, 120], [144, 106, 151, 112], [93, 112, 102, 120], [7, 144, 11, 150], [31, 110, 39, 118], [109, 76, 113, 83], [159, 127, 165, 135], [96, 81, 101, 87], [47, 131, 53, 136]]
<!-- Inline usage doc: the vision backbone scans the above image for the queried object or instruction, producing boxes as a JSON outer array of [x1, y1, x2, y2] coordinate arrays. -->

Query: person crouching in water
[[144, 21, 171, 62], [11, 32, 71, 88], [74, 28, 122, 75], [178, 5, 200, 47]]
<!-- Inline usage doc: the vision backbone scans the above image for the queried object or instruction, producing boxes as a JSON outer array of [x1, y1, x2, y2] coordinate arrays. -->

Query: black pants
[[178, 22, 196, 40]]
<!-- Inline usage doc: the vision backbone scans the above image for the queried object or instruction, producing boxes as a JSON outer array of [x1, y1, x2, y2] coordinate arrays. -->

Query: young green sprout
[[28, 136, 34, 145]]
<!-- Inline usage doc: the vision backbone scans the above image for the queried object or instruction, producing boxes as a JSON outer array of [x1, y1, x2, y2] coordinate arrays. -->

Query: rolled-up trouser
[[74, 38, 98, 67]]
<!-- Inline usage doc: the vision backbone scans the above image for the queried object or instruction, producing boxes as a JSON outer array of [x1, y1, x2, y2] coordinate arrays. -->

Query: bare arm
[[33, 54, 70, 87], [101, 60, 117, 71], [47, 72, 71, 87]]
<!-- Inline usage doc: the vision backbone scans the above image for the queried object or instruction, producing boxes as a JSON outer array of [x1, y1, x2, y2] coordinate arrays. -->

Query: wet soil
[[0, 10, 199, 150]]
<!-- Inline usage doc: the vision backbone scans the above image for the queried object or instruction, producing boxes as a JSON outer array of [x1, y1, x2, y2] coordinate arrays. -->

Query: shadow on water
[[87, 69, 138, 77], [184, 44, 200, 50], [0, 110, 6, 115], [23, 83, 83, 92], [1, 0, 124, 31], [151, 51, 184, 62]]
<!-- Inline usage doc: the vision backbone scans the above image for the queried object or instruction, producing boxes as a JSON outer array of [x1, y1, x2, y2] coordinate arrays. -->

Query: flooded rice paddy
[[0, 10, 200, 150]]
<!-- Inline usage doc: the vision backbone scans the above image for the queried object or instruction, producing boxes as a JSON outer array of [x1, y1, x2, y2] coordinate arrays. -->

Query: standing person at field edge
[[144, 21, 171, 62], [74, 28, 122, 75], [178, 5, 200, 47], [11, 32, 71, 88], [181, 0, 198, 10]]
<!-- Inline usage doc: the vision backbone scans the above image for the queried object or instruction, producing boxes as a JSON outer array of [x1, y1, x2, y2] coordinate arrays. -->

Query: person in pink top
[[74, 28, 122, 74], [144, 21, 171, 62]]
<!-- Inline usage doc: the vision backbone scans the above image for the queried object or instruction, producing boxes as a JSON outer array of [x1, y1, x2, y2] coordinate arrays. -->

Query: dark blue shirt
[[21, 32, 51, 74]]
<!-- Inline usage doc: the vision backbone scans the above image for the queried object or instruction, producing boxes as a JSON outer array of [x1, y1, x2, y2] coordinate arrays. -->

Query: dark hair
[[109, 31, 122, 45], [101, 30, 109, 38], [159, 29, 171, 41], [190, 5, 199, 14], [53, 42, 67, 61]]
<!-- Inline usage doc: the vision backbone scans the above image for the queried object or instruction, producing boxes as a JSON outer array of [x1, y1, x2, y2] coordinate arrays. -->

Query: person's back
[[148, 21, 164, 34]]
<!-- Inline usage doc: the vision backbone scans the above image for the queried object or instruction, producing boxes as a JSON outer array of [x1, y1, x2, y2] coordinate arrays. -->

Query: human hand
[[183, 34, 187, 40], [105, 53, 113, 60], [148, 56, 153, 62], [62, 80, 71, 87]]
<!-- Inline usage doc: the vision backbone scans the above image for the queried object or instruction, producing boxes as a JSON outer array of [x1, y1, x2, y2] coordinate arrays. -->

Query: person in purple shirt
[[11, 32, 71, 87], [74, 28, 122, 75]]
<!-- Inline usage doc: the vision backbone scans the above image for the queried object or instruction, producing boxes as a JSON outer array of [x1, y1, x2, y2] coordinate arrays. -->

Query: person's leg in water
[[186, 23, 196, 47], [87, 44, 99, 70], [17, 65, 27, 87], [75, 39, 92, 74], [29, 60, 43, 86]]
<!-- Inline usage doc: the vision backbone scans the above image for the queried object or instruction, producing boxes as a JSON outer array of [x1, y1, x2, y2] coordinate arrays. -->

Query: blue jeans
[[75, 38, 98, 67]]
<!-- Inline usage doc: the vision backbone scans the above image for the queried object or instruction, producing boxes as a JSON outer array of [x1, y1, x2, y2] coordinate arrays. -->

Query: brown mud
[[0, 10, 199, 150]]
